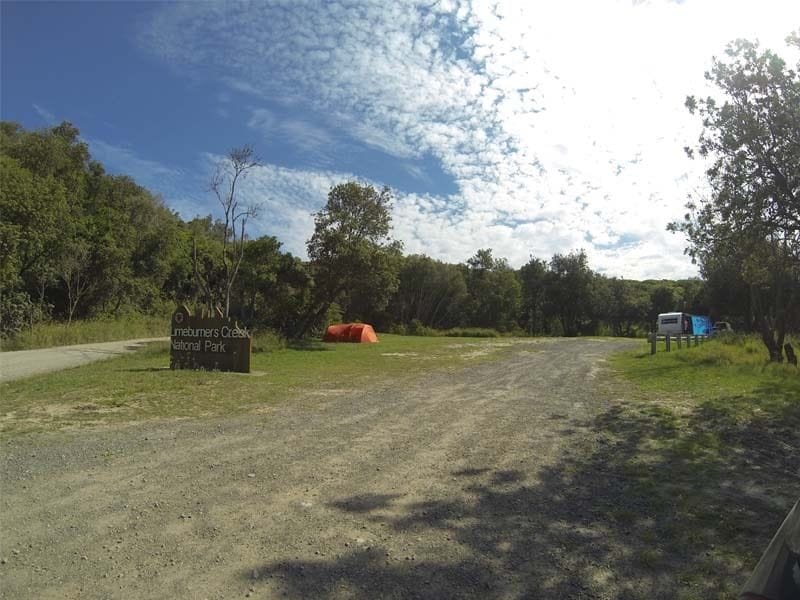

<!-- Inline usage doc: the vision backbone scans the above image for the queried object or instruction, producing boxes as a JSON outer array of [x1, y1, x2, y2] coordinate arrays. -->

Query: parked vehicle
[[657, 312, 689, 335], [711, 321, 733, 335], [656, 312, 713, 336]]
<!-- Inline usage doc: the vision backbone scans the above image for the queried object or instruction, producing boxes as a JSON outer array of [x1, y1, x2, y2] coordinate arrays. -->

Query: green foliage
[[1, 121, 185, 335], [394, 322, 501, 338], [464, 249, 521, 331], [250, 329, 286, 353], [604, 277, 651, 336], [3, 116, 793, 348], [301, 182, 402, 336], [0, 291, 42, 340], [406, 318, 435, 336], [519, 256, 548, 334], [611, 335, 799, 401], [389, 254, 468, 329], [675, 37, 800, 361], [440, 327, 501, 338], [1, 314, 169, 351], [546, 250, 593, 336], [235, 236, 312, 336], [0, 155, 68, 294]]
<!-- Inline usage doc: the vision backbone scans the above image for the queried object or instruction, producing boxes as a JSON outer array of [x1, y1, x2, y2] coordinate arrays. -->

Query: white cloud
[[86, 138, 203, 217], [247, 108, 338, 165], [138, 0, 800, 279], [200, 154, 356, 257], [89, 138, 182, 178], [32, 103, 56, 124]]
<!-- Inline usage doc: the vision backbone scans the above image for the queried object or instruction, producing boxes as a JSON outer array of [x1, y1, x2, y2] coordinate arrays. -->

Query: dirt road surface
[[1, 338, 655, 599], [0, 339, 168, 383]]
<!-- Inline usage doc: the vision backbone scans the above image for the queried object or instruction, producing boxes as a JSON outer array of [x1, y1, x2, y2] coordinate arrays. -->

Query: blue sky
[[2, 1, 798, 279]]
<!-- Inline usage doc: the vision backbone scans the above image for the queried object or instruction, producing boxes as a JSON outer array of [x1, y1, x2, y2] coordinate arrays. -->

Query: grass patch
[[0, 334, 515, 436], [1, 314, 169, 351], [613, 334, 797, 399], [602, 335, 800, 598]]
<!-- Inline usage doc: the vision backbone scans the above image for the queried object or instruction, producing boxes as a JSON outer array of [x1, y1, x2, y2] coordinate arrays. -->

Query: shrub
[[389, 323, 407, 335], [1, 313, 169, 350], [251, 329, 286, 353], [403, 319, 433, 336], [442, 327, 500, 338], [0, 291, 50, 341]]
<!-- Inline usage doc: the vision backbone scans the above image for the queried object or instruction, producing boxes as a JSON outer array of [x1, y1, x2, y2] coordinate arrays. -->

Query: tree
[[648, 284, 679, 325], [546, 250, 594, 336], [298, 182, 402, 337], [463, 249, 521, 331], [674, 36, 799, 361], [0, 155, 68, 296], [388, 255, 468, 329], [57, 238, 92, 326], [519, 257, 549, 335], [233, 235, 313, 335], [207, 145, 260, 317], [605, 278, 650, 337]]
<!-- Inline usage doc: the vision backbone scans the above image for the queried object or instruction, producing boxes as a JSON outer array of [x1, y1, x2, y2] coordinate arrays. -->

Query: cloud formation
[[138, 0, 800, 278], [32, 103, 57, 124], [87, 138, 202, 217]]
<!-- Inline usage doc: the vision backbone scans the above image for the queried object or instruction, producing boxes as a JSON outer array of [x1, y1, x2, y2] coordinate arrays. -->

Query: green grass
[[1, 315, 170, 351], [604, 335, 799, 598], [0, 334, 515, 436], [613, 334, 798, 396]]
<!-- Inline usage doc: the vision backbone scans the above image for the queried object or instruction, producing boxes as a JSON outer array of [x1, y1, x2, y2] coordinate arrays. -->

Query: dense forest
[[0, 120, 770, 341], [1, 39, 797, 360]]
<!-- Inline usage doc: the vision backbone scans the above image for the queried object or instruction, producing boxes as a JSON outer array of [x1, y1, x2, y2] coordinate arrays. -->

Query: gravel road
[[0, 338, 168, 383], [1, 338, 646, 599]]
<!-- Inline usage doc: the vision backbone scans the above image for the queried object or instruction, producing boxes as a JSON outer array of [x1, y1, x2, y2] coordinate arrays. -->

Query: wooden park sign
[[170, 306, 251, 373]]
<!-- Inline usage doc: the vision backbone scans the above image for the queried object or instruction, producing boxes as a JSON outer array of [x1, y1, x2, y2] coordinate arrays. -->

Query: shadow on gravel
[[243, 392, 799, 599], [331, 493, 403, 513]]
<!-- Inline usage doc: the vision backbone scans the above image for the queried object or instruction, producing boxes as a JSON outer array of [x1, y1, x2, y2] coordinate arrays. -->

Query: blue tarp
[[691, 315, 712, 335]]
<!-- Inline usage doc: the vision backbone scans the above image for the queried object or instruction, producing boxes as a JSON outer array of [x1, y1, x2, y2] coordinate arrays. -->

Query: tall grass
[[390, 321, 502, 338], [610, 333, 799, 405], [1, 315, 170, 351]]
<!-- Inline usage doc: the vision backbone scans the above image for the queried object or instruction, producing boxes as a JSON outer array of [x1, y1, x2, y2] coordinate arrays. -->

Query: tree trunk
[[293, 301, 332, 340], [759, 324, 783, 362], [752, 285, 784, 362]]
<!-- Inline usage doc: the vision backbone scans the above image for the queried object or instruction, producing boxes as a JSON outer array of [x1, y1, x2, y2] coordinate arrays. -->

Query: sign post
[[169, 306, 251, 373]]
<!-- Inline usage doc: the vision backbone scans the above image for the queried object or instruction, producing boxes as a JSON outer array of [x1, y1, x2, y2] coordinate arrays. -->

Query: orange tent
[[323, 323, 379, 343]]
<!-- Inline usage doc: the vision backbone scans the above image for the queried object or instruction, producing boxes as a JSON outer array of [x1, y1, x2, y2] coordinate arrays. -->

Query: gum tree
[[673, 35, 799, 361], [206, 145, 261, 317]]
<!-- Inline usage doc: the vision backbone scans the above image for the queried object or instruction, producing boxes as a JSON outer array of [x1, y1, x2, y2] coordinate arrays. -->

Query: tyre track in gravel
[[1, 338, 638, 599]]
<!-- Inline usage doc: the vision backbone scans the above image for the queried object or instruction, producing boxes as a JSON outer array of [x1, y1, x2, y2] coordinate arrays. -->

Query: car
[[712, 321, 733, 335]]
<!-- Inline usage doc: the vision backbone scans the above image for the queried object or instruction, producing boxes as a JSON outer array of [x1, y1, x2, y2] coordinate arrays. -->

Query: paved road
[[0, 338, 168, 383]]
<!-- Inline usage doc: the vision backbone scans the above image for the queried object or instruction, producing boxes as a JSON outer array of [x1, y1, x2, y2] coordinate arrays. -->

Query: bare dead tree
[[208, 145, 261, 317]]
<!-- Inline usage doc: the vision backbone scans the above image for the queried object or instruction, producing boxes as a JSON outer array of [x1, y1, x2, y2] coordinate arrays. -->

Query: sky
[[2, 0, 798, 280]]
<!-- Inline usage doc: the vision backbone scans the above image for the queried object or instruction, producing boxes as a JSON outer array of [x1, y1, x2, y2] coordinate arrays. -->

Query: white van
[[657, 312, 691, 335]]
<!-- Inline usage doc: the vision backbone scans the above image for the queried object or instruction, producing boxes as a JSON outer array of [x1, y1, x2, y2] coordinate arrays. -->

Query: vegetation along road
[[1, 337, 796, 599], [0, 338, 167, 383]]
